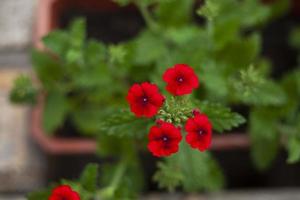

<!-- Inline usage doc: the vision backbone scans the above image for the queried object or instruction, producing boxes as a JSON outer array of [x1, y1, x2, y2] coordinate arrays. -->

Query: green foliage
[[197, 0, 220, 21], [9, 75, 37, 104], [98, 109, 151, 138], [154, 142, 224, 192], [79, 163, 98, 192], [250, 108, 280, 170], [43, 91, 69, 134], [153, 160, 183, 192], [11, 0, 300, 197], [232, 65, 287, 106], [195, 101, 246, 132]]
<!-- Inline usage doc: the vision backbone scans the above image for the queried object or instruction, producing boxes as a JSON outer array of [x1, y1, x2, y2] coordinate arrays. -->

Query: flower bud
[[192, 109, 201, 116]]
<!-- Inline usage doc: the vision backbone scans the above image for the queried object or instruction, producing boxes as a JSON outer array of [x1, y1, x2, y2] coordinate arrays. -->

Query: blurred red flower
[[49, 185, 80, 200], [148, 121, 182, 157], [185, 113, 212, 151], [127, 82, 165, 117], [163, 64, 199, 96]]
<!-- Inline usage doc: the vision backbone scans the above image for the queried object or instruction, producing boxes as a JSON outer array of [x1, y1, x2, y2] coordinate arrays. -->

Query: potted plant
[[11, 0, 300, 199]]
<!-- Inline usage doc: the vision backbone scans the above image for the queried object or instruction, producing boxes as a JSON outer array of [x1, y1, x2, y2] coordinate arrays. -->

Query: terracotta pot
[[31, 95, 250, 155], [31, 0, 250, 155], [31, 96, 97, 155]]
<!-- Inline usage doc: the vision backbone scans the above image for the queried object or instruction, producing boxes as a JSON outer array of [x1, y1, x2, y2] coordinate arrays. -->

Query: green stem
[[136, 2, 159, 33], [97, 159, 128, 199]]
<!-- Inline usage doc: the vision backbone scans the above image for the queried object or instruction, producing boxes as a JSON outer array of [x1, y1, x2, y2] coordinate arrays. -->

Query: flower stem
[[97, 159, 128, 199], [136, 2, 159, 33]]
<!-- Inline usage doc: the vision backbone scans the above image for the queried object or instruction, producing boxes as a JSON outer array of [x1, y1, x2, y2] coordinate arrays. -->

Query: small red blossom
[[148, 121, 182, 157], [126, 82, 165, 117], [163, 64, 199, 96], [185, 114, 212, 151], [49, 185, 80, 200]]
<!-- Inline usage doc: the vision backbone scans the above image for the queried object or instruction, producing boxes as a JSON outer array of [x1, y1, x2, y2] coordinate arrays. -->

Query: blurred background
[[1, 0, 300, 199]]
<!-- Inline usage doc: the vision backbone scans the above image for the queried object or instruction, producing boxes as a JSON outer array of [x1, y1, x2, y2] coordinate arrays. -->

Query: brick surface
[[0, 69, 45, 192]]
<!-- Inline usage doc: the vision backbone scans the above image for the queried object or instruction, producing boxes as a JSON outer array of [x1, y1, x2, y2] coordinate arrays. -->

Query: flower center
[[198, 129, 206, 135], [162, 136, 168, 142], [176, 76, 184, 83], [140, 96, 148, 105]]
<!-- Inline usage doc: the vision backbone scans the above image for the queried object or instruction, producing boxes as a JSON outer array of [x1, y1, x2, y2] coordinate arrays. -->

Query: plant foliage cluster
[[9, 0, 300, 199]]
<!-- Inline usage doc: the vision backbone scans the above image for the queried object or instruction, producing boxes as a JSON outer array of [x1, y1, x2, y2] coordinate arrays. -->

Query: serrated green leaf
[[42, 30, 69, 56], [109, 44, 127, 64], [178, 143, 224, 192], [153, 159, 183, 192], [43, 92, 68, 134], [236, 80, 287, 106], [195, 101, 246, 132], [80, 163, 99, 192], [98, 109, 151, 138]]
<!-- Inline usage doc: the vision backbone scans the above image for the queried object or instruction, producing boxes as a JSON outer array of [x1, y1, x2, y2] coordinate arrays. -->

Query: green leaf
[[80, 163, 99, 192], [153, 160, 183, 192], [235, 79, 287, 106], [287, 136, 300, 164], [133, 31, 167, 65], [84, 40, 106, 67], [196, 101, 246, 132], [217, 34, 261, 69], [31, 50, 63, 89], [65, 18, 86, 64], [69, 18, 86, 49], [98, 109, 151, 138], [43, 92, 68, 134], [42, 30, 69, 56], [154, 0, 194, 27], [250, 108, 280, 170], [109, 44, 127, 64]]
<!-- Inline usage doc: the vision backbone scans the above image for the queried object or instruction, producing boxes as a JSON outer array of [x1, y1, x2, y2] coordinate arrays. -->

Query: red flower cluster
[[148, 121, 182, 157], [163, 64, 199, 96], [127, 64, 212, 157], [49, 185, 80, 200], [127, 82, 165, 117], [185, 112, 212, 151]]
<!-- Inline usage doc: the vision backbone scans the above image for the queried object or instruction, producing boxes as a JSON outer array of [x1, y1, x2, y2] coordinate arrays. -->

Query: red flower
[[163, 64, 199, 96], [49, 185, 80, 200], [185, 113, 212, 151], [148, 121, 182, 157], [127, 82, 165, 117]]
